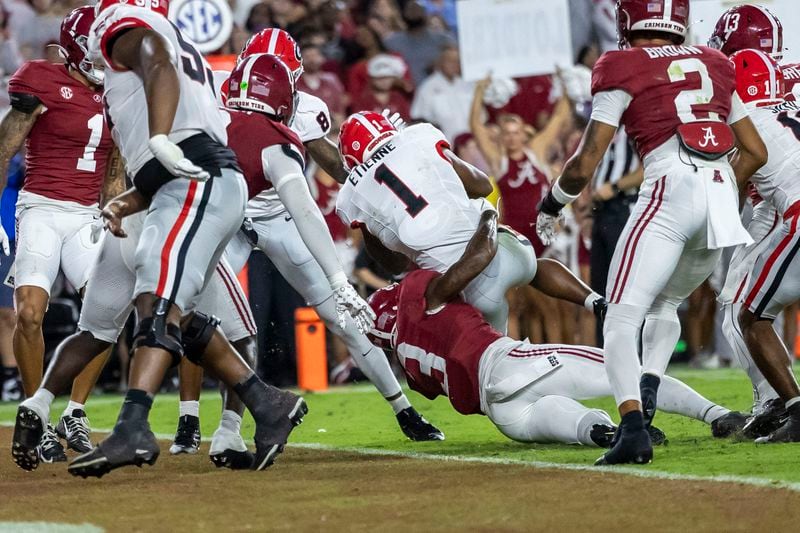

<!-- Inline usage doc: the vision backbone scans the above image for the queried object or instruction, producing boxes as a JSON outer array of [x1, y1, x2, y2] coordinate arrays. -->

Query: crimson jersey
[[9, 61, 112, 206], [395, 270, 503, 415], [314, 178, 347, 242], [592, 45, 736, 158], [497, 152, 549, 255], [224, 109, 305, 200]]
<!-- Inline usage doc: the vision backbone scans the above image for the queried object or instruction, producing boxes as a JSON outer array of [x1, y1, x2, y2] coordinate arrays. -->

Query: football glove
[[381, 109, 406, 131], [330, 272, 376, 334], [149, 134, 210, 181], [0, 224, 9, 256], [536, 211, 562, 246]]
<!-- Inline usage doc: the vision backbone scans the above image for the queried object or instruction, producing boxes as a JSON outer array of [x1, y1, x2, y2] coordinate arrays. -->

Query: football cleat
[[742, 398, 788, 439], [595, 427, 653, 466], [209, 426, 254, 470], [11, 406, 46, 471], [648, 425, 667, 446], [711, 411, 749, 438], [590, 424, 617, 448], [68, 420, 160, 479], [169, 415, 201, 455], [39, 425, 67, 464], [592, 298, 607, 330], [755, 414, 800, 444], [56, 409, 94, 453], [251, 389, 307, 471], [396, 407, 445, 441]]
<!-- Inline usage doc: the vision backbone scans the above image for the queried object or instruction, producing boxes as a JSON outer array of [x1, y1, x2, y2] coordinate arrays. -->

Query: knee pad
[[182, 312, 221, 364], [132, 298, 183, 365]]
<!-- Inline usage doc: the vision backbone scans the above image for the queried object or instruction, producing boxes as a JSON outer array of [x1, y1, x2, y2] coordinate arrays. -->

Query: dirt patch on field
[[0, 427, 796, 532]]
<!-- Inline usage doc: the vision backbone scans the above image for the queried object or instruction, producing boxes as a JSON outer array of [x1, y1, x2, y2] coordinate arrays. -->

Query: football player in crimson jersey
[[0, 6, 121, 464], [535, 0, 767, 465], [175, 28, 443, 443], [729, 50, 800, 443], [368, 209, 741, 447]]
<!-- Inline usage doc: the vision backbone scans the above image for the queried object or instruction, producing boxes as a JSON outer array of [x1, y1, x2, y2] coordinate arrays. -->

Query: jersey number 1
[[374, 164, 428, 217], [77, 114, 104, 173]]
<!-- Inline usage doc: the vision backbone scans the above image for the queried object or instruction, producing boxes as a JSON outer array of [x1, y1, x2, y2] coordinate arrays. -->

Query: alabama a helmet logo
[[698, 127, 719, 148]]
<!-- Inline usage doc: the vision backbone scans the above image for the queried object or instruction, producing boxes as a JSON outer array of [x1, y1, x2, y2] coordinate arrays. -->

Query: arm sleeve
[[264, 144, 344, 282], [589, 89, 632, 127], [728, 93, 749, 124]]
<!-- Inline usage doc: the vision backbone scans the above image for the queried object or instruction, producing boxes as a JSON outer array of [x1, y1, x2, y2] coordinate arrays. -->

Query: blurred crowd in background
[[0, 0, 796, 399]]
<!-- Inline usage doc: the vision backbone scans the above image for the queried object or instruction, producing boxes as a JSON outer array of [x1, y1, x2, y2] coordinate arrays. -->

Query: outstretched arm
[[305, 136, 348, 184], [443, 147, 493, 199], [425, 210, 498, 310], [101, 187, 151, 238], [100, 146, 126, 207]]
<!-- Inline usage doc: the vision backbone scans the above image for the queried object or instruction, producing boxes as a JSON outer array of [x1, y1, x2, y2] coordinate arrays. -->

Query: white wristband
[[328, 271, 348, 289], [551, 180, 581, 206]]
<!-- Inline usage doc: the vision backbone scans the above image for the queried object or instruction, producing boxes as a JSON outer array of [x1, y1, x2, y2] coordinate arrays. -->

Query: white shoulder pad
[[403, 122, 449, 145], [291, 91, 332, 143], [89, 5, 178, 67]]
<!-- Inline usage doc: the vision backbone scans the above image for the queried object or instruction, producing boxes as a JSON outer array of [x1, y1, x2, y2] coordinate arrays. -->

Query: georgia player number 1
[[77, 113, 104, 173], [374, 164, 429, 217]]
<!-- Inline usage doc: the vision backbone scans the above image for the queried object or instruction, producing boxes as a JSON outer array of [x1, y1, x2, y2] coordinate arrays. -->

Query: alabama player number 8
[[374, 164, 429, 217]]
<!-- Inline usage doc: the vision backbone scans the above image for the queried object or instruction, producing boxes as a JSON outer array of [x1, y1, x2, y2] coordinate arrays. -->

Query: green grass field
[[2, 365, 799, 487]]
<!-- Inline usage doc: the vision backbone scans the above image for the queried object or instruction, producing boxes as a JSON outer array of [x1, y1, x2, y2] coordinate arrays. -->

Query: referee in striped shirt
[[591, 127, 642, 342]]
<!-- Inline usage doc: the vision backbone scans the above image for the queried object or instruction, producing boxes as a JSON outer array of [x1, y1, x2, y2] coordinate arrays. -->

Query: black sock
[[620, 411, 644, 431], [233, 373, 277, 421], [1, 365, 18, 380], [788, 401, 800, 418], [117, 389, 153, 425]]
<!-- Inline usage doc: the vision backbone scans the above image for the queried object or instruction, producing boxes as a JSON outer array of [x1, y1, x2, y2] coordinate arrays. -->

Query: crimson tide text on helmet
[[366, 284, 400, 351], [708, 4, 783, 61], [226, 53, 298, 125], [338, 111, 397, 170], [238, 28, 304, 81], [616, 0, 690, 49], [95, 0, 170, 17], [60, 5, 104, 85], [731, 48, 785, 106]]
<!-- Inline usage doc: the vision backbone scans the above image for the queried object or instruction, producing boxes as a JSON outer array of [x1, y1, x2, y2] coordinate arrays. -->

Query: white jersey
[[214, 69, 332, 218], [89, 6, 227, 178], [747, 100, 800, 218], [336, 123, 485, 272]]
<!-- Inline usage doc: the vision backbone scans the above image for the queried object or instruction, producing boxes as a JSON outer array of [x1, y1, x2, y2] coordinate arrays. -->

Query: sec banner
[[170, 0, 233, 54], [456, 0, 573, 81]]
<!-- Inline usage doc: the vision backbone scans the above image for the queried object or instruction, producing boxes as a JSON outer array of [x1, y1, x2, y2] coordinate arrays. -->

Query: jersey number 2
[[668, 58, 718, 123], [374, 164, 428, 217], [77, 114, 104, 173]]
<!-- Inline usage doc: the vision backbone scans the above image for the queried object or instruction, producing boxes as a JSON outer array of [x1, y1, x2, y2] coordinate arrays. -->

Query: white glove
[[536, 211, 563, 246], [89, 217, 104, 244], [0, 224, 9, 255], [148, 134, 210, 181], [381, 109, 405, 131], [330, 272, 377, 334]]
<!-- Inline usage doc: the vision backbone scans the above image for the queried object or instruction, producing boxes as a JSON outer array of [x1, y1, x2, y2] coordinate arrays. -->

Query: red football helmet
[[366, 283, 400, 351], [226, 53, 297, 125], [60, 6, 103, 85], [95, 0, 170, 17], [731, 48, 784, 106], [616, 0, 690, 49], [338, 111, 397, 170], [238, 28, 303, 81], [708, 4, 783, 61]]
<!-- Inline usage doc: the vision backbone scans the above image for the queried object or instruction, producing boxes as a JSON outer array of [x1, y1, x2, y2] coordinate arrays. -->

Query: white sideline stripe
[[0, 522, 103, 533], [2, 420, 793, 494]]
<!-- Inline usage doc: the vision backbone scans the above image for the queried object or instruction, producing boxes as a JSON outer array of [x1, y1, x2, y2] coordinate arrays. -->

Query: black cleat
[[210, 449, 256, 470], [590, 424, 617, 448], [39, 425, 67, 464], [595, 427, 653, 465], [251, 390, 308, 471], [396, 408, 445, 441], [169, 415, 201, 455], [68, 420, 160, 479], [711, 411, 749, 438], [648, 425, 667, 446], [755, 414, 800, 444], [56, 410, 94, 453], [12, 406, 46, 471], [743, 398, 788, 439]]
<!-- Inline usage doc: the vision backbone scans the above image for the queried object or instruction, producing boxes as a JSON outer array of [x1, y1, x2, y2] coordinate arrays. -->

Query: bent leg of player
[[722, 301, 779, 413], [251, 214, 443, 441], [530, 257, 604, 315], [739, 215, 800, 443], [463, 229, 538, 333]]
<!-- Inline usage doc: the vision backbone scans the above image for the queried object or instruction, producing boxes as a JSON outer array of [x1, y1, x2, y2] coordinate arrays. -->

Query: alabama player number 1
[[77, 113, 104, 173], [374, 164, 429, 217]]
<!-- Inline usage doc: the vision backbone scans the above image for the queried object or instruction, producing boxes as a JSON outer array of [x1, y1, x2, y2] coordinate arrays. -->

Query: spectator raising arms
[[411, 45, 474, 142]]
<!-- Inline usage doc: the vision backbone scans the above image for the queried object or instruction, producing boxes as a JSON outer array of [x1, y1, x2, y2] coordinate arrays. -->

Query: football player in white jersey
[[181, 28, 446, 441], [335, 111, 607, 333], [731, 50, 800, 443], [13, 0, 324, 478]]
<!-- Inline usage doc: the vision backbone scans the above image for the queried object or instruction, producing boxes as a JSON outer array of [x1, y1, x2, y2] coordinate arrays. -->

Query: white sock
[[21, 388, 55, 424], [63, 400, 85, 417], [641, 302, 682, 378], [219, 410, 242, 433], [388, 394, 411, 415], [179, 400, 200, 418], [603, 304, 647, 406], [702, 405, 730, 424], [659, 375, 729, 423], [786, 397, 800, 409], [583, 292, 602, 311]]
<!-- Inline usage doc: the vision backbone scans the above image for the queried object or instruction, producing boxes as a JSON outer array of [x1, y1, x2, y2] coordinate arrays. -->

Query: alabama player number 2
[[374, 164, 429, 217]]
